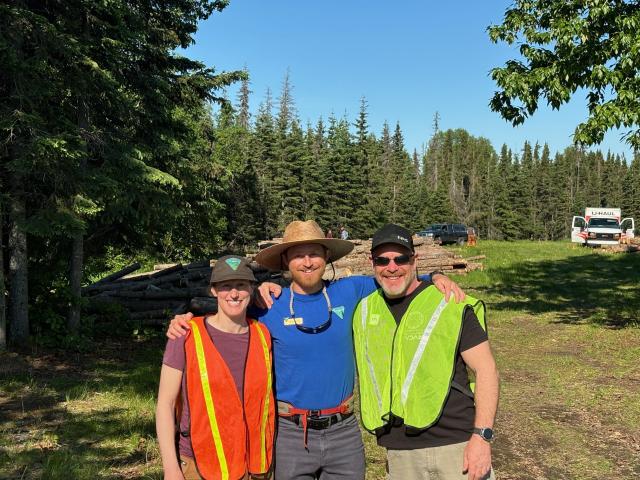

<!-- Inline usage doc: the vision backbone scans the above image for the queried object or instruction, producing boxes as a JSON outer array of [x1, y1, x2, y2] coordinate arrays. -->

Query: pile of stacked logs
[[84, 260, 278, 327], [84, 237, 483, 326], [83, 260, 215, 326], [324, 236, 484, 279]]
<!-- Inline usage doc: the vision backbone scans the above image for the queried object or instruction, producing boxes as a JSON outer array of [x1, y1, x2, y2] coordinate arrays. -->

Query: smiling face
[[210, 280, 255, 319], [370, 244, 420, 299], [283, 243, 329, 293]]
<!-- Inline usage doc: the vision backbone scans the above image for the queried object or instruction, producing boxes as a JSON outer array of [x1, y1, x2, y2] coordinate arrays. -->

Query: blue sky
[[184, 1, 633, 160]]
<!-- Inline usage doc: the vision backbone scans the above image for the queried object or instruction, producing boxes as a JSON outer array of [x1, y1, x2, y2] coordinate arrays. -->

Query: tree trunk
[[68, 95, 89, 333], [0, 202, 6, 351], [8, 189, 28, 346], [67, 233, 83, 332]]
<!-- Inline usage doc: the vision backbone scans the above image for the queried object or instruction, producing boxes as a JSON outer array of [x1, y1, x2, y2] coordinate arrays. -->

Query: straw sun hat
[[254, 220, 354, 271]]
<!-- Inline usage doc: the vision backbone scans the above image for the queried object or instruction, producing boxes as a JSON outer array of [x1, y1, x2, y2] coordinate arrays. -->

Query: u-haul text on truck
[[571, 208, 635, 246]]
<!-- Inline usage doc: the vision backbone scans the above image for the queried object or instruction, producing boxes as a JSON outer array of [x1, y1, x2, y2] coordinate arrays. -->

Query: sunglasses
[[372, 254, 414, 267], [295, 312, 332, 334], [290, 285, 333, 335]]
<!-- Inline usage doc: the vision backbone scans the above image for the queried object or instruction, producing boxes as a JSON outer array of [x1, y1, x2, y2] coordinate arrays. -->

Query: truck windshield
[[588, 218, 620, 228]]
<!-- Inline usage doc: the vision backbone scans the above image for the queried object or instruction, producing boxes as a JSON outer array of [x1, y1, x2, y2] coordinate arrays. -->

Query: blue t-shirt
[[251, 276, 375, 410]]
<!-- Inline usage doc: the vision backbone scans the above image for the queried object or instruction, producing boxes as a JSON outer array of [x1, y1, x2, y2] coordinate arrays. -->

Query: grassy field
[[1, 240, 639, 479]]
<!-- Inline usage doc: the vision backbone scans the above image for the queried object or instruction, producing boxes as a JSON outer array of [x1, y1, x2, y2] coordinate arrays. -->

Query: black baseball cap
[[209, 255, 257, 285], [371, 224, 414, 252]]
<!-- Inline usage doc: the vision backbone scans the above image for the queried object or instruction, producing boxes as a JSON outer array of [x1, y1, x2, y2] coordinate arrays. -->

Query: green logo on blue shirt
[[332, 306, 345, 319]]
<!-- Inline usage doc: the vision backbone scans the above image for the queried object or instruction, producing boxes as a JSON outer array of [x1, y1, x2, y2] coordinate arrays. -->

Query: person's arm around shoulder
[[156, 364, 186, 480], [460, 340, 500, 480], [167, 312, 194, 339], [431, 272, 465, 302], [255, 282, 282, 309]]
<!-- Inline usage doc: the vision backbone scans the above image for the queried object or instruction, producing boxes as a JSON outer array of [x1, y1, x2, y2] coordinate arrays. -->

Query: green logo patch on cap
[[225, 257, 242, 271]]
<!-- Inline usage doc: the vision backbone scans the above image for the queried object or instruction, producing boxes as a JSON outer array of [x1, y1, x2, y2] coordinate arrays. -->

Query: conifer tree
[[302, 118, 331, 228], [348, 98, 371, 237], [212, 103, 263, 249], [236, 69, 252, 130], [391, 123, 420, 229], [518, 141, 536, 239], [493, 146, 520, 239], [326, 117, 356, 231], [536, 144, 554, 239], [253, 89, 278, 237], [367, 122, 394, 229], [623, 154, 640, 231], [271, 72, 305, 233]]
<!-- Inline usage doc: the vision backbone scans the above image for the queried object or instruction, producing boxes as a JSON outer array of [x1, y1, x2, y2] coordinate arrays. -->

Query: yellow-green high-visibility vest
[[353, 285, 486, 433]]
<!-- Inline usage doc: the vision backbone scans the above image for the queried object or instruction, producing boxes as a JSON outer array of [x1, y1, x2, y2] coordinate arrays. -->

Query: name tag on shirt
[[283, 317, 304, 326]]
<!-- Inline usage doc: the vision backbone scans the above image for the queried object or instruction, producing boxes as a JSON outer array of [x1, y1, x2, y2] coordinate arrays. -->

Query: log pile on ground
[[320, 236, 484, 279], [85, 236, 483, 326], [83, 260, 278, 327], [602, 238, 640, 253]]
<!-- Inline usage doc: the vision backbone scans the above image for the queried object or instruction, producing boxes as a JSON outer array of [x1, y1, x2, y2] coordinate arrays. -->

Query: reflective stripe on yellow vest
[[353, 285, 486, 432], [185, 316, 275, 479]]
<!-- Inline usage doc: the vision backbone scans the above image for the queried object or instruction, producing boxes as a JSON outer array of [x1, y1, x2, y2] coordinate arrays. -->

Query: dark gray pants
[[274, 414, 365, 480]]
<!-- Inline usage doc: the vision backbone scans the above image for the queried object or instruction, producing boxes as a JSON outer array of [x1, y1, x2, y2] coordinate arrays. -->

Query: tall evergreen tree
[[493, 146, 520, 239], [253, 89, 278, 237], [348, 98, 371, 237], [302, 118, 331, 228], [236, 69, 252, 130], [623, 154, 640, 231]]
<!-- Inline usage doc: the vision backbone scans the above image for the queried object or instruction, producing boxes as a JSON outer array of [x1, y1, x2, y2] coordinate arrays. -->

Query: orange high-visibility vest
[[184, 316, 275, 480]]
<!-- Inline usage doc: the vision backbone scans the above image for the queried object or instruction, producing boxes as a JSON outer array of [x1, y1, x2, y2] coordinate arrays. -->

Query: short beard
[[290, 268, 325, 291], [378, 272, 417, 299]]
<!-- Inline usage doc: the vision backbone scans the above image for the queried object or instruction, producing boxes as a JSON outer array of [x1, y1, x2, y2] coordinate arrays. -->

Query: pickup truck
[[417, 223, 469, 245]]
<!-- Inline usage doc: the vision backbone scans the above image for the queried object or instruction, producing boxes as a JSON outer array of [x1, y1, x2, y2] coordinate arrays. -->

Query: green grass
[[0, 339, 165, 480], [1, 240, 639, 479], [445, 240, 640, 480]]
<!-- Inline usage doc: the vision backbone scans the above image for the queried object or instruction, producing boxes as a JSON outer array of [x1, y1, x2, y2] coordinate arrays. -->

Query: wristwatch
[[473, 427, 495, 443]]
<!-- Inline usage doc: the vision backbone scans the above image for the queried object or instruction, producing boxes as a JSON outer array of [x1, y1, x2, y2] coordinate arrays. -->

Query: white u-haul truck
[[571, 208, 635, 246]]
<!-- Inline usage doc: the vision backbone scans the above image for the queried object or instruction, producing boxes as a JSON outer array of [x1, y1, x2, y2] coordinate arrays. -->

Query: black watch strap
[[473, 427, 495, 442]]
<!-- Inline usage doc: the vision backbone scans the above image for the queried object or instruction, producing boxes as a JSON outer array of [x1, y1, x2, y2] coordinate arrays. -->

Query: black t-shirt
[[375, 281, 488, 450]]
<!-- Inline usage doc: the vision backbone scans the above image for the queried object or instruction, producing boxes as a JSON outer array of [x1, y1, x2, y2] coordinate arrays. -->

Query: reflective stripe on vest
[[185, 317, 275, 479], [353, 286, 486, 432], [360, 297, 384, 411], [400, 297, 448, 405], [253, 323, 272, 472]]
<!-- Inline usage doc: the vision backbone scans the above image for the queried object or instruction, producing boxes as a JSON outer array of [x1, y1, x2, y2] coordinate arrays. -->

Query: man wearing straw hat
[[168, 220, 464, 480]]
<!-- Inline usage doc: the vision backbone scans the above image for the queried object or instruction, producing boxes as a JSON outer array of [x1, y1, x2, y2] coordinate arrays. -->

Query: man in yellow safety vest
[[353, 223, 500, 480]]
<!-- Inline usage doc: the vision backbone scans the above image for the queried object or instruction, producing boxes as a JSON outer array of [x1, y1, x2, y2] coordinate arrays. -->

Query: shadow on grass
[[2, 406, 157, 479], [477, 250, 640, 327], [0, 336, 165, 479]]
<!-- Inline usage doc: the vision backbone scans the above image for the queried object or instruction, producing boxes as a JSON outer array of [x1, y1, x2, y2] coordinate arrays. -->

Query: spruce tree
[[302, 118, 331, 228], [326, 117, 356, 232], [236, 69, 252, 130], [494, 146, 520, 239], [348, 98, 371, 237], [253, 89, 278, 237], [623, 154, 640, 232]]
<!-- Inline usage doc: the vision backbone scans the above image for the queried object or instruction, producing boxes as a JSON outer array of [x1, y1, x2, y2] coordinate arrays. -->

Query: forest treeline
[[1, 0, 639, 348], [222, 84, 640, 243]]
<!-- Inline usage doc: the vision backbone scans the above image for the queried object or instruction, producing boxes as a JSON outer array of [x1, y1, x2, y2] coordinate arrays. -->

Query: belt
[[277, 396, 354, 448], [280, 411, 353, 430]]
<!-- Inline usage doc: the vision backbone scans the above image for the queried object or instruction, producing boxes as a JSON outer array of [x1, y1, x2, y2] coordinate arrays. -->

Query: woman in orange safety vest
[[156, 255, 275, 480]]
